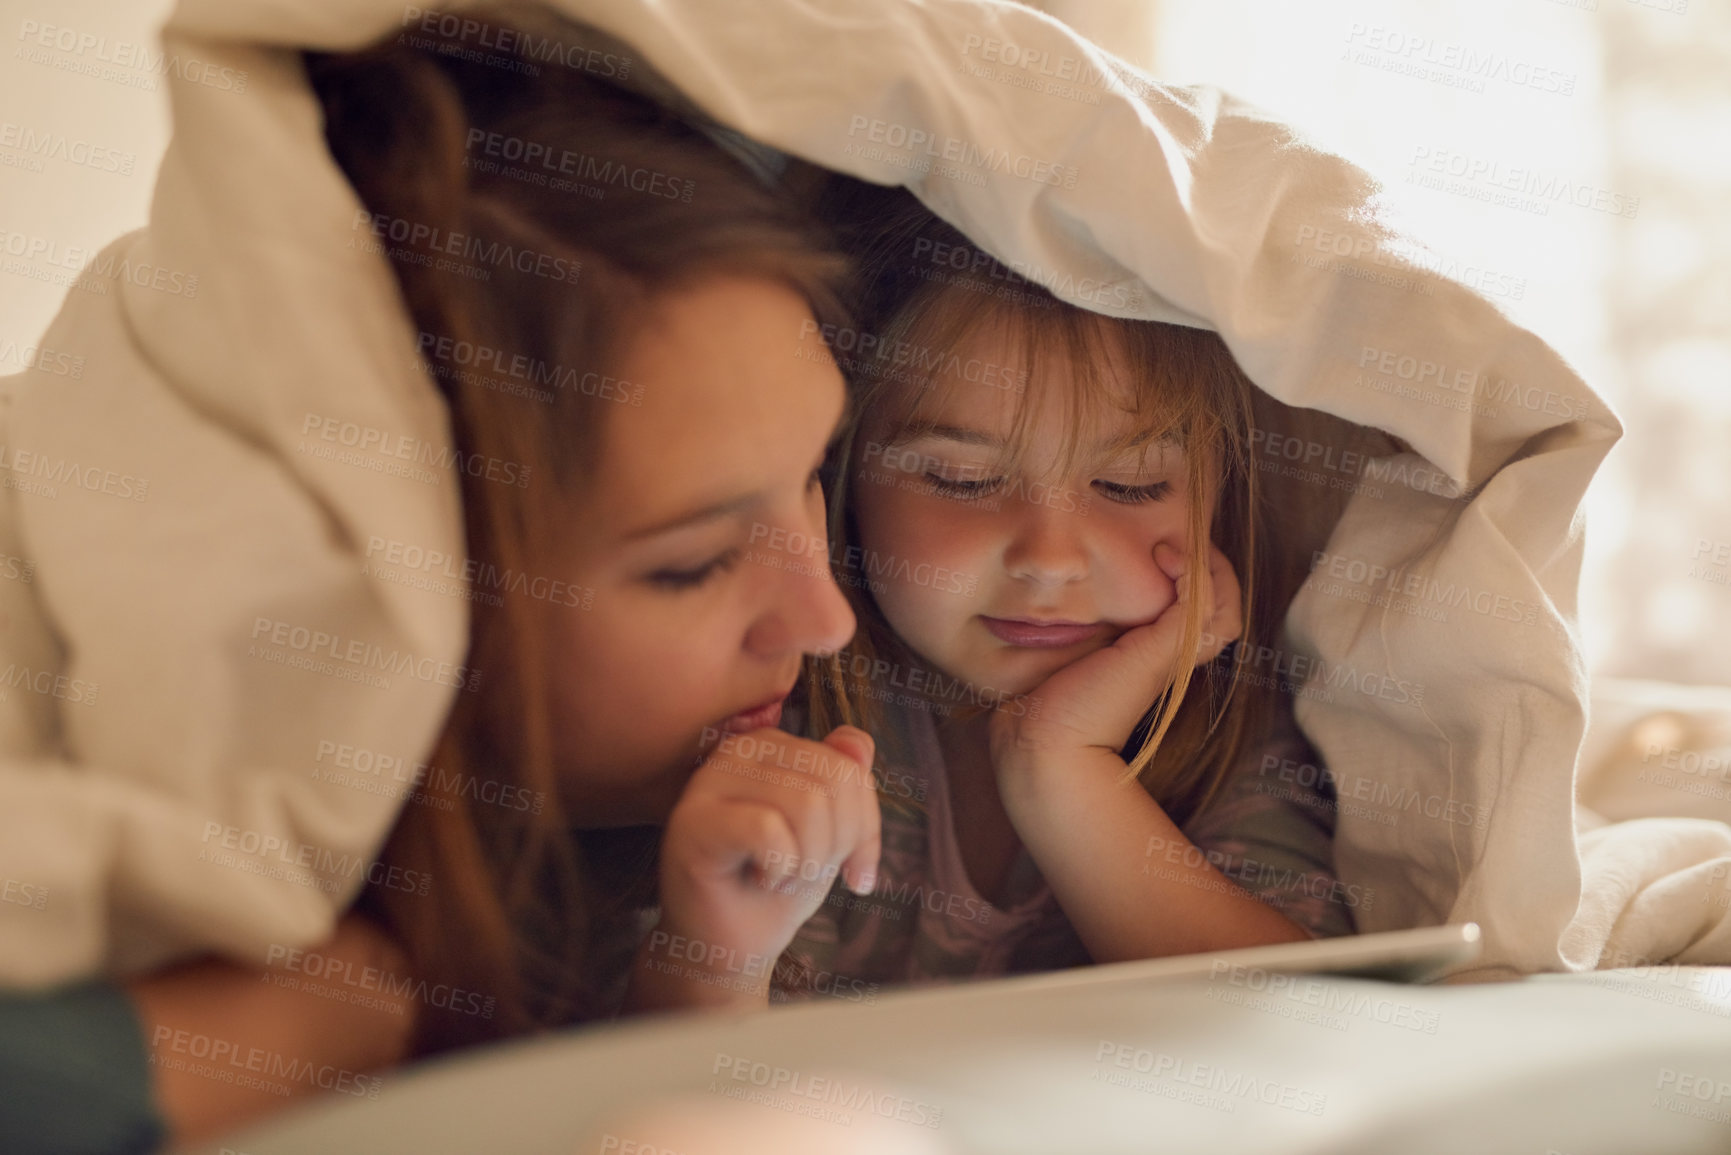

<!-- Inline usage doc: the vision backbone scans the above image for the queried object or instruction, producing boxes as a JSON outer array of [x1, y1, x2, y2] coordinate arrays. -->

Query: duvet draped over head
[[4, 0, 1725, 990]]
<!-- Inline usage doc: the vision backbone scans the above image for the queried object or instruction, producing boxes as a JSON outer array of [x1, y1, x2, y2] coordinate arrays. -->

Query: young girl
[[3, 12, 882, 1149], [775, 183, 1369, 995]]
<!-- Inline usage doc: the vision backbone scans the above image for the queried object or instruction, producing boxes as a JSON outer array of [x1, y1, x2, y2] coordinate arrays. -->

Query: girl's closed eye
[[917, 458, 1004, 499], [924, 472, 1004, 499], [1093, 479, 1172, 505]]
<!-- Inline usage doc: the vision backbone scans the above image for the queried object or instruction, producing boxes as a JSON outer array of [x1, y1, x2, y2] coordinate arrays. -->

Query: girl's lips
[[718, 695, 787, 734], [980, 616, 1105, 648]]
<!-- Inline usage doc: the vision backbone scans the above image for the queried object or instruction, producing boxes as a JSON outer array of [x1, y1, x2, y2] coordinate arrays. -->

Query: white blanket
[[1, 0, 1723, 984]]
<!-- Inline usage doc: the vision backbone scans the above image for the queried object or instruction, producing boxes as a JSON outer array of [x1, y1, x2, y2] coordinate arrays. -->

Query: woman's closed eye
[[647, 547, 743, 591], [651, 468, 825, 590]]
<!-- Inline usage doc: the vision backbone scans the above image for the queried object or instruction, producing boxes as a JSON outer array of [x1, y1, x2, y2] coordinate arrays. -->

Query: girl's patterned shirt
[[772, 694, 1357, 1002]]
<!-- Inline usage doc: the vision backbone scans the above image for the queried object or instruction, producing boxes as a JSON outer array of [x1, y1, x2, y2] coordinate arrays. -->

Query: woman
[[1, 8, 880, 1150]]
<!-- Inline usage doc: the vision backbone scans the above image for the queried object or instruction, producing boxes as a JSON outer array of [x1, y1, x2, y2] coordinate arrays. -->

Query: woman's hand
[[127, 912, 416, 1149], [625, 725, 881, 1015], [991, 540, 1243, 797]]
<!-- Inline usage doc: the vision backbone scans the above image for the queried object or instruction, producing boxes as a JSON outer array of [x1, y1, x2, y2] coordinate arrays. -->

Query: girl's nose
[[1002, 497, 1089, 588]]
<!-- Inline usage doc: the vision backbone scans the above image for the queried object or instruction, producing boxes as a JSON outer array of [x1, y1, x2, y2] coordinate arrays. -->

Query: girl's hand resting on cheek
[[627, 726, 881, 1015], [991, 541, 1243, 795]]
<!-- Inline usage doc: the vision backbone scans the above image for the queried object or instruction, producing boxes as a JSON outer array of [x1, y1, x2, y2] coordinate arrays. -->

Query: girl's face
[[852, 317, 1208, 702], [556, 276, 856, 825]]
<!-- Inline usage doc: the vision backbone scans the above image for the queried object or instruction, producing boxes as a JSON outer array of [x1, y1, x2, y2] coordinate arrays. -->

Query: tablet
[[912, 923, 1483, 1004]]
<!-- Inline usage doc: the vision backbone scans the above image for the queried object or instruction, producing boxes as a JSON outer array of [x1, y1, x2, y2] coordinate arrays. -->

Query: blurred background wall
[[5, 0, 1728, 684]]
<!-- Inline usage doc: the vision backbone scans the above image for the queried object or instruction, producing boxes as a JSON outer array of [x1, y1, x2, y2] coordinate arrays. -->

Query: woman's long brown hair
[[307, 6, 853, 1054]]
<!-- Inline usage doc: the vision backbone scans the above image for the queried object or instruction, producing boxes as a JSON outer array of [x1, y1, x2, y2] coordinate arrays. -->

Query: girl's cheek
[[861, 485, 985, 581], [1099, 527, 1183, 624]]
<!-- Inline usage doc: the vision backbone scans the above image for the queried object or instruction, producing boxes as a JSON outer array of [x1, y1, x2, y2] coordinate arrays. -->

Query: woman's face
[[851, 317, 1207, 702], [556, 275, 855, 825]]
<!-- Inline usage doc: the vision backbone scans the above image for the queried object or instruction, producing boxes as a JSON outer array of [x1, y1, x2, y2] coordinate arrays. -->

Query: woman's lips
[[980, 616, 1105, 648], [717, 693, 789, 734]]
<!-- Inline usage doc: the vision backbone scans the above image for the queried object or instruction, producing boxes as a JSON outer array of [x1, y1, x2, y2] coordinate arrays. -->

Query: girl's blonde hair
[[803, 181, 1351, 826]]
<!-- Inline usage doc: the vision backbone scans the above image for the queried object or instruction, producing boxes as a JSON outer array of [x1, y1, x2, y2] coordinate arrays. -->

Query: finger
[[822, 726, 881, 895], [671, 794, 802, 894], [821, 724, 874, 776], [824, 727, 882, 895], [753, 741, 836, 898], [1153, 540, 1186, 584], [1184, 547, 1241, 664]]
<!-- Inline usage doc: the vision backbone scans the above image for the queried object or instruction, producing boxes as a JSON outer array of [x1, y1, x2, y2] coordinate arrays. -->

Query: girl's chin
[[940, 655, 1062, 702]]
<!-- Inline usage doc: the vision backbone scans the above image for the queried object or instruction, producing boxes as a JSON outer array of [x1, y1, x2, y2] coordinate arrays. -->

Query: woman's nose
[[744, 525, 857, 659], [785, 554, 857, 656]]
